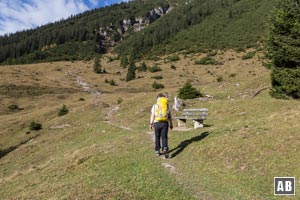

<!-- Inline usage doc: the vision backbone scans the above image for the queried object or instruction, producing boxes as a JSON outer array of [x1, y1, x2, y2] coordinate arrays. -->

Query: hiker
[[149, 93, 173, 157]]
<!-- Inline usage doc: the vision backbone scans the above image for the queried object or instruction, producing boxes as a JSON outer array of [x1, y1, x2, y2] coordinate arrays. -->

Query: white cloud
[[0, 0, 131, 36], [0, 0, 89, 36], [89, 0, 99, 6]]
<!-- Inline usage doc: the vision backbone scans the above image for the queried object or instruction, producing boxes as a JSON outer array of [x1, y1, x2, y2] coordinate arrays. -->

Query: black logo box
[[274, 177, 295, 195]]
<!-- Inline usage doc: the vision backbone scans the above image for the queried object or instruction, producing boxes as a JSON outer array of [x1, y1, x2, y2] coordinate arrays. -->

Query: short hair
[[157, 93, 165, 98]]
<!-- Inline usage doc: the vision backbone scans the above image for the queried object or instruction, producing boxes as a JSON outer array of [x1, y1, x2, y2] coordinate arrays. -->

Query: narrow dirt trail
[[102, 101, 179, 175], [65, 70, 101, 97], [103, 105, 132, 131], [65, 69, 182, 183], [66, 69, 133, 131], [145, 130, 179, 174]]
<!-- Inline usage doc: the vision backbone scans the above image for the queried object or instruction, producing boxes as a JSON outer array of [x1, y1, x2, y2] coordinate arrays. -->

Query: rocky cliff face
[[95, 5, 172, 52]]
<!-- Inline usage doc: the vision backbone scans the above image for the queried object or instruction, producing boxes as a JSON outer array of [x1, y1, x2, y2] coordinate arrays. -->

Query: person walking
[[149, 93, 173, 158]]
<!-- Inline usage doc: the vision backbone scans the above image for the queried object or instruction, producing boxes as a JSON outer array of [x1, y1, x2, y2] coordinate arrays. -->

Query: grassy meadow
[[1, 49, 300, 199]]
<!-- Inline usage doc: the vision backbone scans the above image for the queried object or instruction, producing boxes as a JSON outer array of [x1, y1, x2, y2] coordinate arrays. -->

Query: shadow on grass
[[169, 131, 210, 158], [204, 124, 213, 128], [0, 134, 40, 159]]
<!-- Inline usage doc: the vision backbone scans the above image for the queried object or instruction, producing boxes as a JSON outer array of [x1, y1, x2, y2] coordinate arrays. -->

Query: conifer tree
[[93, 55, 102, 74], [178, 81, 202, 99], [126, 62, 136, 82], [267, 0, 300, 98], [120, 56, 129, 68]]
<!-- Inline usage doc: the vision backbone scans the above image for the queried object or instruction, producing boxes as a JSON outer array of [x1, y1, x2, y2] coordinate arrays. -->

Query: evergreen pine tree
[[138, 62, 148, 72], [58, 104, 69, 116], [267, 0, 300, 98], [120, 56, 129, 68], [178, 81, 202, 99], [126, 63, 136, 82], [93, 55, 102, 74]]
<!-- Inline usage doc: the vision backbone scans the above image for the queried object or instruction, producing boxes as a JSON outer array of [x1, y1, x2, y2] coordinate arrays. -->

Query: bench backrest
[[183, 108, 208, 112], [182, 108, 208, 118]]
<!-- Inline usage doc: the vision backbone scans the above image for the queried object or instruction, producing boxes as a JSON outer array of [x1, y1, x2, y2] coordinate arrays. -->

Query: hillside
[[117, 0, 275, 57], [0, 0, 276, 64], [2, 0, 300, 199], [0, 0, 170, 64], [1, 49, 300, 199]]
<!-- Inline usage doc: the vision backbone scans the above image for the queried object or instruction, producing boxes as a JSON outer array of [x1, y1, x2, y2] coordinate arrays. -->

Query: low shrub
[[234, 47, 246, 52], [229, 73, 237, 78], [216, 76, 224, 82], [8, 104, 19, 111], [107, 55, 119, 62], [138, 62, 147, 72], [110, 79, 117, 86], [30, 121, 42, 131], [242, 51, 256, 60], [151, 75, 163, 80], [58, 104, 69, 116], [167, 55, 180, 62], [195, 56, 217, 65], [146, 55, 160, 61], [263, 61, 272, 69], [152, 81, 165, 89], [207, 51, 217, 57], [148, 65, 162, 73], [117, 97, 123, 104]]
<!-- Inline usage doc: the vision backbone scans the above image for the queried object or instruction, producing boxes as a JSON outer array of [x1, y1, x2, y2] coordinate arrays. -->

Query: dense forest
[[0, 0, 169, 64], [0, 0, 275, 64], [117, 0, 275, 58]]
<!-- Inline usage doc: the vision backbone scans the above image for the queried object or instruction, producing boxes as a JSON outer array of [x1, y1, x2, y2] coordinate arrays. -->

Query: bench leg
[[193, 119, 204, 129], [177, 119, 187, 127]]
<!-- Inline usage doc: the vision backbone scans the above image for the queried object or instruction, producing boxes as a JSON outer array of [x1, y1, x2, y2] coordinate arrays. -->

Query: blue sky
[[0, 0, 130, 36]]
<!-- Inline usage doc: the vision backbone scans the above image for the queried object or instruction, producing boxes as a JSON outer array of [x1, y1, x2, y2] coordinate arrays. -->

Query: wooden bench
[[173, 108, 208, 129]]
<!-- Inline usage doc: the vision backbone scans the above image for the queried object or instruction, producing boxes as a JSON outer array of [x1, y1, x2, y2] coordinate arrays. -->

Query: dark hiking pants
[[154, 122, 169, 151]]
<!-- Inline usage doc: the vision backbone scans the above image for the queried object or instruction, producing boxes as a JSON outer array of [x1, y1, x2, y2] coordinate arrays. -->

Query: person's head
[[156, 93, 165, 99]]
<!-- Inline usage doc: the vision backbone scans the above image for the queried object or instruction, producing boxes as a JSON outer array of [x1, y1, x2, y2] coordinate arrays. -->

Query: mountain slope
[[0, 0, 276, 64], [168, 0, 274, 50], [117, 0, 275, 57], [0, 0, 170, 64], [2, 50, 300, 199]]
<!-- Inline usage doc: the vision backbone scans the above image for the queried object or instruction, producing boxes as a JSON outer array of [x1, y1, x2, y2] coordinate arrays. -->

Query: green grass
[[0, 109, 194, 199], [109, 59, 300, 199], [161, 98, 300, 200], [1, 51, 300, 199]]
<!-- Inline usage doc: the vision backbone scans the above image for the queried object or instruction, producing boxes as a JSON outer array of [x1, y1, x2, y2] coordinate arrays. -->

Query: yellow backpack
[[154, 97, 169, 122]]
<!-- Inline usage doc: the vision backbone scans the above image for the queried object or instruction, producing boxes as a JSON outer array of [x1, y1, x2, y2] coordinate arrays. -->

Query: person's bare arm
[[168, 111, 173, 130], [150, 111, 155, 130]]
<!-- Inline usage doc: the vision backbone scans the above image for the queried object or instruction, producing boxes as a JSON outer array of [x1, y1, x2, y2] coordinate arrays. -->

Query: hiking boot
[[155, 150, 160, 156], [163, 150, 169, 158]]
